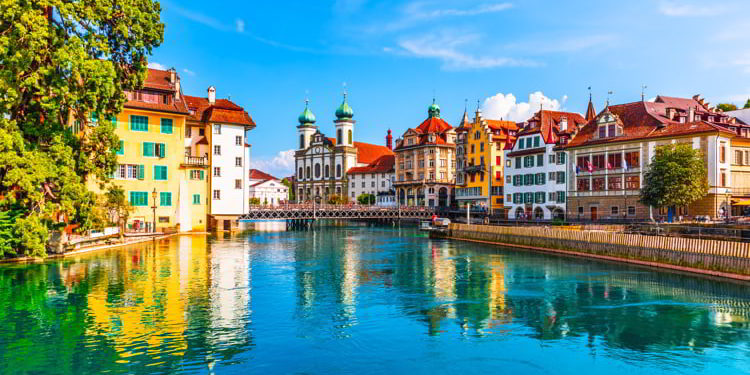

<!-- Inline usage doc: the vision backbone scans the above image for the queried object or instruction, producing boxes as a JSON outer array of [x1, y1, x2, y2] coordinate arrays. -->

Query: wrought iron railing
[[184, 155, 208, 166]]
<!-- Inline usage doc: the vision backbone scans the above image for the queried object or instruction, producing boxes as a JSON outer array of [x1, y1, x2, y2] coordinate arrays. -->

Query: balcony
[[182, 155, 209, 167]]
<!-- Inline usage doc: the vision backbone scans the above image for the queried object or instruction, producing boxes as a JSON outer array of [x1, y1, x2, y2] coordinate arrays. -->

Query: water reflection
[[0, 227, 749, 374]]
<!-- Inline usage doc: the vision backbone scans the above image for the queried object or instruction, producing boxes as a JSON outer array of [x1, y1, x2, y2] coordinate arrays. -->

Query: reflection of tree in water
[[0, 238, 254, 374]]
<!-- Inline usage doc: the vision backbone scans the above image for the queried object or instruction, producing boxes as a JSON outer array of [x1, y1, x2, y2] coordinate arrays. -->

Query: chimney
[[666, 107, 675, 120], [169, 68, 175, 83], [560, 116, 568, 131], [688, 106, 695, 123], [386, 129, 393, 150], [207, 86, 216, 104]]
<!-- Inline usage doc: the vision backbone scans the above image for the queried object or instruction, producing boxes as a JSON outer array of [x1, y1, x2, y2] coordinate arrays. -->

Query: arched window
[[306, 166, 311, 179], [298, 167, 303, 179], [325, 165, 330, 178], [300, 134, 305, 149], [336, 164, 341, 177], [314, 163, 321, 178], [348, 130, 352, 144], [337, 129, 342, 144]]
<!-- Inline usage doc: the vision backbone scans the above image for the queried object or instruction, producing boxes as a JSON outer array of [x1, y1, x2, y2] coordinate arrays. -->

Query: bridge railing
[[248, 204, 435, 212]]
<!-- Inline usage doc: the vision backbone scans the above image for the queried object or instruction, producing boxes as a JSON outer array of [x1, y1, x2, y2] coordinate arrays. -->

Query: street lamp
[[151, 188, 157, 233], [726, 188, 732, 224]]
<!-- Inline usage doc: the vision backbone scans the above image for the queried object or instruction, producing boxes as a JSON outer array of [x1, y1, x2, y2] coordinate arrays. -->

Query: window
[[337, 164, 342, 177], [306, 166, 310, 179], [598, 126, 606, 138], [480, 156, 484, 166], [315, 164, 321, 178], [213, 124, 221, 134], [524, 174, 533, 185], [199, 128, 205, 136], [624, 151, 639, 169], [735, 150, 744, 165], [557, 152, 566, 165], [608, 176, 622, 190], [117, 164, 143, 180], [142, 142, 166, 158], [535, 173, 545, 185], [160, 192, 172, 206], [720, 143, 726, 164], [549, 154, 556, 164], [214, 145, 221, 155], [130, 115, 148, 131], [371, 181, 375, 188], [361, 181, 366, 188], [235, 157, 242, 167], [628, 206, 636, 216], [337, 129, 342, 144], [298, 167, 303, 179], [556, 191, 566, 203], [160, 118, 173, 134], [578, 206, 584, 215], [348, 130, 352, 144], [189, 170, 205, 180], [592, 154, 605, 170], [153, 165, 168, 180], [518, 139, 524, 150], [577, 155, 590, 170], [235, 135, 242, 146], [193, 194, 201, 205], [611, 206, 619, 216], [506, 175, 512, 183], [235, 179, 242, 189], [536, 154, 543, 166], [515, 157, 521, 169], [577, 178, 590, 191], [607, 153, 622, 169], [625, 175, 640, 190], [524, 155, 535, 168], [325, 165, 330, 178], [533, 137, 540, 148], [429, 159, 435, 167], [213, 167, 221, 177], [186, 127, 192, 137], [549, 171, 556, 181], [507, 194, 512, 202], [556, 171, 565, 184], [720, 169, 727, 186], [480, 143, 484, 152], [592, 177, 605, 191], [470, 144, 475, 153], [213, 190, 221, 200], [300, 134, 305, 149], [129, 191, 149, 206], [116, 140, 124, 155]]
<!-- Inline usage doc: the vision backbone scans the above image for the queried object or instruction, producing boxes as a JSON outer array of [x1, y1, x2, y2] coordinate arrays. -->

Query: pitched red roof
[[516, 110, 587, 145], [416, 116, 453, 134], [184, 95, 256, 127], [324, 138, 394, 164], [347, 154, 395, 174], [485, 119, 518, 131], [565, 99, 735, 149], [124, 68, 189, 114], [249, 169, 279, 181]]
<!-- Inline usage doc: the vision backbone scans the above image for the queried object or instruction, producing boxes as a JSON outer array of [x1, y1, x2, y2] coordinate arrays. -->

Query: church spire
[[585, 87, 596, 121]]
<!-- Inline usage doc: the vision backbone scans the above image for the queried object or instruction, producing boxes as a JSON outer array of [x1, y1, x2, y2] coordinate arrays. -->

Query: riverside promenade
[[440, 224, 750, 281]]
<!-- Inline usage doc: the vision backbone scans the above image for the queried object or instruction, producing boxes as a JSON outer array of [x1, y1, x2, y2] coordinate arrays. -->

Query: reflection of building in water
[[487, 255, 509, 324], [84, 240, 196, 359], [432, 244, 456, 319], [339, 237, 359, 321], [209, 241, 251, 345]]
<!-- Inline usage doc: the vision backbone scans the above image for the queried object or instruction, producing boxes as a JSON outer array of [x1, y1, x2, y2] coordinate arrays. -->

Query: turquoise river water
[[0, 225, 749, 374]]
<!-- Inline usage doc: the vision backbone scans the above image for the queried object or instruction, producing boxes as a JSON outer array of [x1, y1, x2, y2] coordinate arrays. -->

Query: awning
[[732, 199, 750, 206]]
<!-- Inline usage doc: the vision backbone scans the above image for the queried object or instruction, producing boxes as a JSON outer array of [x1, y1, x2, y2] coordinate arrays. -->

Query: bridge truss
[[239, 204, 435, 221]]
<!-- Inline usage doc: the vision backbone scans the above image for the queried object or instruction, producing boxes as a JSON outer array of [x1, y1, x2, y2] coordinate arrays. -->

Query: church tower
[[334, 93, 355, 147], [297, 99, 317, 150]]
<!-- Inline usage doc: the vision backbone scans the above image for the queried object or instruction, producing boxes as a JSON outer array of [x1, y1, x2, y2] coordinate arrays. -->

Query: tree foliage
[[281, 178, 294, 201], [0, 1, 164, 257], [640, 143, 708, 209], [327, 195, 349, 205], [716, 103, 737, 112], [745, 99, 750, 109], [249, 197, 261, 205], [357, 194, 376, 205]]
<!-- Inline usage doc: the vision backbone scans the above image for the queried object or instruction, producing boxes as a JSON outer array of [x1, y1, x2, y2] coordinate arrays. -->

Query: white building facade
[[248, 169, 289, 206]]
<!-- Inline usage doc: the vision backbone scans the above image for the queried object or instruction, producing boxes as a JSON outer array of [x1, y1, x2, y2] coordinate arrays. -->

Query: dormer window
[[408, 138, 414, 145], [595, 117, 622, 139], [474, 130, 481, 140], [560, 116, 568, 131]]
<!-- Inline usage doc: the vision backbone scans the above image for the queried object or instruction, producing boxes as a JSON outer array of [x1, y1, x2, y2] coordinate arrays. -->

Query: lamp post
[[151, 188, 157, 234], [726, 188, 732, 224]]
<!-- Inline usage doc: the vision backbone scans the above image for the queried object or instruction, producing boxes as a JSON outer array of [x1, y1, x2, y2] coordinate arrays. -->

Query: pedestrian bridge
[[239, 204, 435, 220]]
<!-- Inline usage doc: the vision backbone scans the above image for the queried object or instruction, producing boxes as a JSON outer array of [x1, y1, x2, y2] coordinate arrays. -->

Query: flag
[[587, 160, 593, 173], [575, 164, 580, 174], [623, 160, 629, 171], [607, 161, 612, 170]]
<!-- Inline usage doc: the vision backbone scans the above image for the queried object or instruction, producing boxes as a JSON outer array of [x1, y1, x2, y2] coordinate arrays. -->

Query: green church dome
[[298, 100, 316, 125], [428, 98, 440, 118], [335, 93, 354, 119]]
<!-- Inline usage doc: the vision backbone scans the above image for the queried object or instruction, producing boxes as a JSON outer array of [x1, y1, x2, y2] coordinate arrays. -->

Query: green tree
[[640, 143, 708, 212], [0, 1, 164, 257], [281, 178, 294, 201], [103, 186, 132, 236], [357, 194, 375, 205], [744, 99, 750, 109], [716, 103, 738, 112], [249, 197, 261, 205]]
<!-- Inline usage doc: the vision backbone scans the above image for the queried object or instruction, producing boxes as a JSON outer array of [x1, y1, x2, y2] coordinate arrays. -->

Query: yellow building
[[455, 108, 517, 214]]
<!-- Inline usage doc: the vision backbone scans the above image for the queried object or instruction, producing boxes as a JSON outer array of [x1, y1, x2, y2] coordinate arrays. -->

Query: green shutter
[[90, 112, 98, 123], [110, 115, 117, 127], [160, 192, 172, 206], [117, 140, 124, 155], [138, 165, 145, 180], [193, 194, 200, 204], [143, 142, 153, 157], [540, 173, 546, 184], [160, 118, 173, 134], [199, 170, 205, 180], [158, 143, 166, 158], [560, 152, 566, 164], [533, 137, 540, 147], [130, 115, 148, 131]]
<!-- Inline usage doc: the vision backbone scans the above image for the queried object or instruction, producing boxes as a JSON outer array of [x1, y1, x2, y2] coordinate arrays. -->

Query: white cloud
[[168, 3, 229, 31], [182, 68, 196, 76], [658, 1, 726, 17], [397, 32, 537, 70], [251, 149, 296, 178], [481, 91, 567, 122], [235, 19, 245, 33], [147, 62, 167, 70], [378, 2, 513, 32]]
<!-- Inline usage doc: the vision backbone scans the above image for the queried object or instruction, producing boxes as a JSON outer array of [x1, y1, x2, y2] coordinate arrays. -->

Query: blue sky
[[148, 0, 750, 177]]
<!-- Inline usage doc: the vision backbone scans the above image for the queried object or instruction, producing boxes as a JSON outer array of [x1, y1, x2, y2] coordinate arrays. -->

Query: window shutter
[[200, 170, 205, 180], [143, 142, 153, 157], [159, 143, 166, 158], [138, 165, 145, 180]]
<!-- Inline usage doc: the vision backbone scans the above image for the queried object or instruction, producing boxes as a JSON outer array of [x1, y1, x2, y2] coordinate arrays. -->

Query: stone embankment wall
[[447, 224, 750, 277]]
